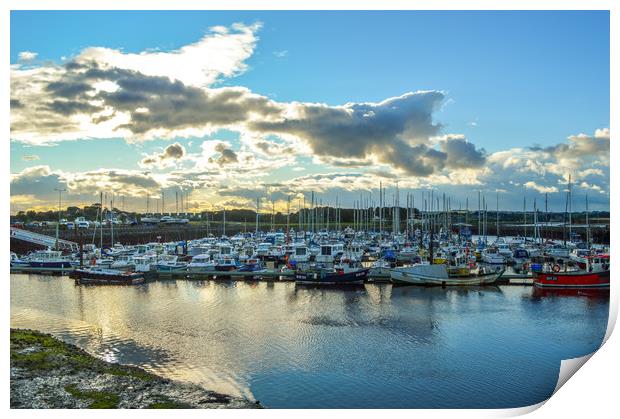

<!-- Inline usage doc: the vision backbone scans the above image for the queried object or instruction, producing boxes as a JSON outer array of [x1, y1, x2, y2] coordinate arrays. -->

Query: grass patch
[[104, 365, 155, 381], [64, 384, 119, 409], [11, 350, 56, 370], [148, 395, 191, 409], [11, 329, 95, 371]]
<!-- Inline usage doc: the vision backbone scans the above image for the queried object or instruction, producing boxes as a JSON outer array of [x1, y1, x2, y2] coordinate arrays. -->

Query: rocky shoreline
[[10, 329, 261, 409]]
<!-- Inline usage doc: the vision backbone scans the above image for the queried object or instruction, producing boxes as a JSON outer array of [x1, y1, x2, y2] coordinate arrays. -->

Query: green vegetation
[[11, 329, 92, 370], [147, 395, 191, 409], [11, 328, 257, 409], [10, 329, 155, 380], [64, 384, 119, 409]]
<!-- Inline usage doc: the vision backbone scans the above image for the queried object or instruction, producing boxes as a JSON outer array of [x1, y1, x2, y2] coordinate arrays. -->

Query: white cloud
[[523, 181, 558, 194], [74, 22, 261, 87], [18, 51, 38, 61]]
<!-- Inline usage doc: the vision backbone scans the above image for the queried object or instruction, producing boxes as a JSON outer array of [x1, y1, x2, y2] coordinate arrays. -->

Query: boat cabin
[[316, 243, 344, 263], [585, 255, 610, 273]]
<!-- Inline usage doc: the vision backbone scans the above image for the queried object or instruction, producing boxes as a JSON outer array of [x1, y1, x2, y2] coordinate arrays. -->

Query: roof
[[587, 254, 609, 259]]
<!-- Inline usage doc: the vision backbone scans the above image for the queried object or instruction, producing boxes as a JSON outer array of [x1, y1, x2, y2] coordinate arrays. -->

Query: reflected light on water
[[11, 274, 609, 408]]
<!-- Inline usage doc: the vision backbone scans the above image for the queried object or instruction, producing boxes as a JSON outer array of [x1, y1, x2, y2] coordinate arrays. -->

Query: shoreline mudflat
[[10, 328, 260, 409]]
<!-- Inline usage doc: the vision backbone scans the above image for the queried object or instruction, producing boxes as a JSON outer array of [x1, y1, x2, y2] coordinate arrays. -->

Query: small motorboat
[[214, 257, 238, 272], [10, 252, 30, 268], [369, 258, 391, 277], [70, 267, 145, 285], [233, 259, 267, 280], [27, 249, 73, 269], [481, 247, 506, 264], [187, 254, 216, 273], [156, 255, 188, 273], [391, 263, 504, 286], [295, 266, 369, 285]]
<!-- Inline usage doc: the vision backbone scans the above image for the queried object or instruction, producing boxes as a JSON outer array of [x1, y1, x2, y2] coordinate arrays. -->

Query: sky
[[9, 10, 610, 214]]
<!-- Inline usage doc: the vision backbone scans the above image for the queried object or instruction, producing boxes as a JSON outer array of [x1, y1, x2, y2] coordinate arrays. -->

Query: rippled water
[[10, 274, 609, 408]]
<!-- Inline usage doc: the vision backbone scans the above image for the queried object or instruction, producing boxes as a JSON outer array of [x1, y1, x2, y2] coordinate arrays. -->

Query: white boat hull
[[391, 266, 504, 286]]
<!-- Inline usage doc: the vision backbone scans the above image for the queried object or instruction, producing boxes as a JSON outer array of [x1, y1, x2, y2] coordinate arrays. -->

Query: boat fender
[[552, 264, 561, 273]]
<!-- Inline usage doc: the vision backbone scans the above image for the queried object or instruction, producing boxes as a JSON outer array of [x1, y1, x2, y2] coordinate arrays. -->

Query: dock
[[10, 266, 533, 285]]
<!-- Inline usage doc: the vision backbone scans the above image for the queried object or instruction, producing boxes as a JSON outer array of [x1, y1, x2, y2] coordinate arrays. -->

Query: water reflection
[[10, 274, 608, 409], [532, 286, 610, 301]]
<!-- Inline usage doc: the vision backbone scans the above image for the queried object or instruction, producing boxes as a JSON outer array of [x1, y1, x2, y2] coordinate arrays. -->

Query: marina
[[10, 170, 609, 290]]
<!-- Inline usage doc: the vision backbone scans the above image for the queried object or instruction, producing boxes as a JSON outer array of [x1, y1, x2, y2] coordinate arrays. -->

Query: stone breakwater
[[10, 329, 261, 409]]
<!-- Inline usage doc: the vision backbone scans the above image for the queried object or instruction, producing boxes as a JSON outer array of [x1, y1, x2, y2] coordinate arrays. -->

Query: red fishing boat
[[533, 254, 610, 288]]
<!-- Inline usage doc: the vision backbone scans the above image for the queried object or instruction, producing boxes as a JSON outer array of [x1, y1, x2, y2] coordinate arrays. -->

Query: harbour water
[[10, 274, 609, 408]]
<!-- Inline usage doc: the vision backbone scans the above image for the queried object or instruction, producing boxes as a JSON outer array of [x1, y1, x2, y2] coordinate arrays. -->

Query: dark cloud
[[10, 166, 65, 196], [209, 143, 239, 165], [12, 59, 487, 177], [45, 81, 92, 98], [162, 143, 185, 159], [141, 142, 186, 167], [102, 170, 160, 189], [45, 100, 102, 116], [439, 136, 486, 169], [246, 91, 484, 176]]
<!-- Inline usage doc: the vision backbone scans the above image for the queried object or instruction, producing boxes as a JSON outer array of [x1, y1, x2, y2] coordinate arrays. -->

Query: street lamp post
[[54, 188, 66, 250]]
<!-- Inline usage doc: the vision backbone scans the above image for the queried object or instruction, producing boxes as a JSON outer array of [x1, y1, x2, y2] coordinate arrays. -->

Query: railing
[[10, 227, 79, 252]]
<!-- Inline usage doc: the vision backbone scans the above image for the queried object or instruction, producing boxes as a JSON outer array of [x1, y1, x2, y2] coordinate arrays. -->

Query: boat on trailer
[[70, 267, 145, 285]]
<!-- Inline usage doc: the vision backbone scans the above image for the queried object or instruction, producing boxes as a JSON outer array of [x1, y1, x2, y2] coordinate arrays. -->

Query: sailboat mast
[[287, 196, 291, 239], [223, 206, 226, 237], [477, 191, 481, 240], [379, 182, 383, 237], [568, 174, 573, 242], [496, 192, 499, 240], [256, 197, 260, 236], [99, 192, 103, 250], [523, 196, 526, 239], [110, 200, 114, 247], [586, 194, 590, 247]]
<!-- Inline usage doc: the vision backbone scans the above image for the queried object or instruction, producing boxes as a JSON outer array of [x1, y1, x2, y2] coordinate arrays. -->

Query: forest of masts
[[101, 176, 590, 243], [130, 176, 590, 241]]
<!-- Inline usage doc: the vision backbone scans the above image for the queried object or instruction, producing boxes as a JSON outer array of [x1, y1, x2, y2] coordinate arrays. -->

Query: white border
[[3, 1, 617, 418]]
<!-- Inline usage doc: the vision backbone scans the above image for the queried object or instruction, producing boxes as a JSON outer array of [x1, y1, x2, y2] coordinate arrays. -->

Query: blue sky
[[10, 10, 610, 212]]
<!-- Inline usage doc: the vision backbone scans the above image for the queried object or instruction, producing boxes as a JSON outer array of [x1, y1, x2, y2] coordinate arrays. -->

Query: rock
[[10, 329, 260, 409]]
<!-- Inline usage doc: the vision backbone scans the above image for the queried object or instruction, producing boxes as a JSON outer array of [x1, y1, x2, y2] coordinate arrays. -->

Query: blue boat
[[26, 250, 73, 269], [238, 260, 265, 272]]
